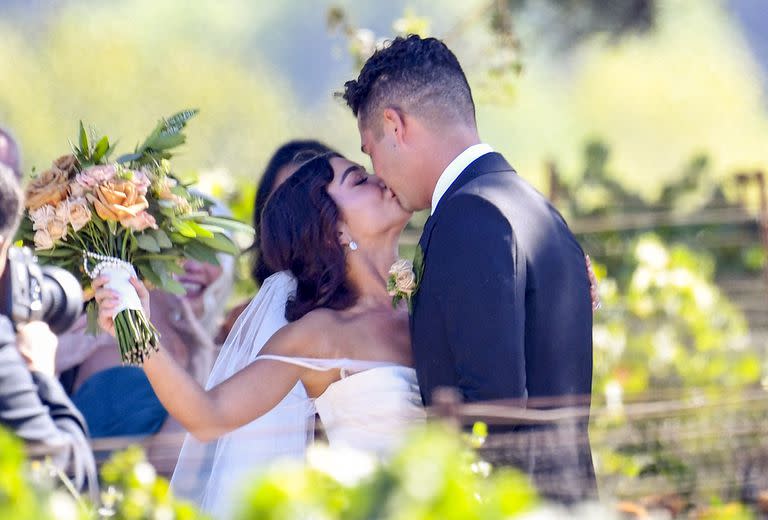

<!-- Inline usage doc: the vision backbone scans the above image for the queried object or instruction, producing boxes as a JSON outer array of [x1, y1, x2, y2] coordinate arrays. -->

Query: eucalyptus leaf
[[137, 263, 163, 287], [159, 277, 187, 296], [197, 233, 239, 256], [116, 152, 143, 164], [151, 229, 173, 249], [199, 216, 254, 235], [135, 233, 161, 253], [183, 242, 220, 265], [145, 133, 185, 151]]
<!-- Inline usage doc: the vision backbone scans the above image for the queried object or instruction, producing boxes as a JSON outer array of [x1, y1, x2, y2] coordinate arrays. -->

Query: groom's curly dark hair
[[341, 34, 476, 132]]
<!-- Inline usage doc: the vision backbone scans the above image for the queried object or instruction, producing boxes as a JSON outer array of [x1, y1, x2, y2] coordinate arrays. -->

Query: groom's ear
[[382, 107, 406, 144]]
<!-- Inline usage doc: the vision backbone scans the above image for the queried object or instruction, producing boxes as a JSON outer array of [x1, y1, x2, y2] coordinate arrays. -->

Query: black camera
[[0, 246, 83, 334]]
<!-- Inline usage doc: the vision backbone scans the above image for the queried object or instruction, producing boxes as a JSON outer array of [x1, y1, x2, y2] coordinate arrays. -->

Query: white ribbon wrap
[[86, 255, 143, 318]]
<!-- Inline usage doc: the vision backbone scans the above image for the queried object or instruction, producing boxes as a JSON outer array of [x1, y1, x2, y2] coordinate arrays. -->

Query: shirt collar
[[430, 143, 494, 215]]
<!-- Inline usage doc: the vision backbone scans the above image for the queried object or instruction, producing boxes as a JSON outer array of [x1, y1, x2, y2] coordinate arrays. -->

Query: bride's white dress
[[257, 355, 425, 455], [170, 272, 425, 519]]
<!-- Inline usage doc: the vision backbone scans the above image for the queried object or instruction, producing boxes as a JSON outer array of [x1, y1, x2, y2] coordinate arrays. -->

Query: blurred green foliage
[[236, 424, 538, 520], [98, 446, 204, 519], [592, 234, 759, 398]]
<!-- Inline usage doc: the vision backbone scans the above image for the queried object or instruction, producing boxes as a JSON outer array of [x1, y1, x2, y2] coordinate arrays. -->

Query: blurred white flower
[[635, 238, 668, 269], [133, 461, 156, 486], [604, 379, 624, 414], [46, 491, 80, 520], [306, 443, 377, 487]]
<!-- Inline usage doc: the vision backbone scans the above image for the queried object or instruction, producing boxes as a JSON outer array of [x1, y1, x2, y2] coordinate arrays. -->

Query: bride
[[93, 152, 425, 514]]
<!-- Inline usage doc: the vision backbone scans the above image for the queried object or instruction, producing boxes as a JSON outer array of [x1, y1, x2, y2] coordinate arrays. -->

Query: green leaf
[[172, 219, 197, 238], [199, 215, 254, 235], [34, 247, 77, 258], [145, 132, 185, 151], [177, 211, 211, 220], [92, 136, 110, 163], [137, 263, 163, 287], [187, 221, 214, 238], [135, 233, 161, 253], [163, 109, 198, 133], [79, 121, 89, 154], [168, 232, 191, 244], [151, 229, 173, 249], [163, 259, 186, 275], [197, 233, 239, 256], [159, 277, 187, 296], [116, 152, 143, 164], [183, 242, 220, 265]]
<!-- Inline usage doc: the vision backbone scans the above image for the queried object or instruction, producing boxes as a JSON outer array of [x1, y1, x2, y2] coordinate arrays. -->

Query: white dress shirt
[[430, 143, 494, 215]]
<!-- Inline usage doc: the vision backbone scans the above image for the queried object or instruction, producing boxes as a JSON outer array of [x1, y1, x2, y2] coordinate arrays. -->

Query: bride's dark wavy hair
[[260, 152, 357, 321]]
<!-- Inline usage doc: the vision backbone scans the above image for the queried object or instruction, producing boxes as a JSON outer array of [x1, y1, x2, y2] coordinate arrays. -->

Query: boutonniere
[[388, 246, 424, 311]]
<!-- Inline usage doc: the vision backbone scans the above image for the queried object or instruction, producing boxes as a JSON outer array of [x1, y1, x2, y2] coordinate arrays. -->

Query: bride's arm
[[93, 276, 316, 442]]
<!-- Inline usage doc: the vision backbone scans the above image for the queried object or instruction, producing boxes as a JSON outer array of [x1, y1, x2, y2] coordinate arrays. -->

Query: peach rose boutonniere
[[387, 246, 424, 312]]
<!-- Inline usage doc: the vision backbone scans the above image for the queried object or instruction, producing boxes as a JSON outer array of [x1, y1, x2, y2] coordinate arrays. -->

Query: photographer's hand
[[16, 322, 58, 377], [93, 276, 151, 336]]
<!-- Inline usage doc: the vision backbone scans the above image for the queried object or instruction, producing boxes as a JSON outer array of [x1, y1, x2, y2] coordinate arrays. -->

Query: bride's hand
[[93, 276, 151, 335]]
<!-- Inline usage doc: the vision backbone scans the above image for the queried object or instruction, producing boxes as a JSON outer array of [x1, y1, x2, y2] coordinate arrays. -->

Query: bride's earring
[[348, 240, 358, 251]]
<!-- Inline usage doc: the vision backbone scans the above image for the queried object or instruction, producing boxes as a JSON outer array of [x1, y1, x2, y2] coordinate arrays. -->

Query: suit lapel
[[417, 152, 515, 257]]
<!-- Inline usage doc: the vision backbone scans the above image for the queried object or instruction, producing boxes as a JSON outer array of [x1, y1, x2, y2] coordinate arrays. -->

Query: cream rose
[[388, 258, 416, 297], [47, 202, 69, 241], [29, 205, 55, 231], [67, 197, 92, 231], [33, 229, 54, 250]]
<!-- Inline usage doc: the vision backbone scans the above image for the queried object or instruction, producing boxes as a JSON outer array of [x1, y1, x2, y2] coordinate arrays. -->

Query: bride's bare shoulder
[[263, 308, 340, 357]]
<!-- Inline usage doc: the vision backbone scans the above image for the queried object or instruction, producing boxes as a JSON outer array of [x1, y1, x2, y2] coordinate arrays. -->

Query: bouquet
[[17, 110, 251, 364]]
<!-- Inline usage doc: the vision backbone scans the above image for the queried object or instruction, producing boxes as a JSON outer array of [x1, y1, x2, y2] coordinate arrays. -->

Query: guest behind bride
[[217, 139, 334, 343], [94, 152, 425, 456], [56, 202, 235, 474]]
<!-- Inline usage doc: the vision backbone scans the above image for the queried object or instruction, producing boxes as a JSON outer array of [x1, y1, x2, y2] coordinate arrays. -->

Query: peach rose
[[86, 179, 149, 225], [25, 168, 69, 210], [66, 197, 92, 232], [122, 211, 157, 232]]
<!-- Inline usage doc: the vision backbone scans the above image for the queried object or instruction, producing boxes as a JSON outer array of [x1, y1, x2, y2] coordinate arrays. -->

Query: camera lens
[[40, 266, 83, 334]]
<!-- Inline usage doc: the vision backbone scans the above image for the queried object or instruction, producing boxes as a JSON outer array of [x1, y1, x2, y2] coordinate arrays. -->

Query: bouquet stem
[[114, 308, 160, 365]]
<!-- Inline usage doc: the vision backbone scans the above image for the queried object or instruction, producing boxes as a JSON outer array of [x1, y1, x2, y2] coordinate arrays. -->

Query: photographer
[[0, 154, 95, 495]]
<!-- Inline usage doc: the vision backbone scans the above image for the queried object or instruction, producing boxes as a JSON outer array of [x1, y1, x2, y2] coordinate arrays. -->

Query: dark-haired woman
[[94, 153, 425, 515], [216, 139, 334, 344]]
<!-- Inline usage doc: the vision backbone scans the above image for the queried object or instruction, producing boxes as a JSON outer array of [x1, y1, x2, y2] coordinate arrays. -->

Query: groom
[[342, 35, 595, 500]]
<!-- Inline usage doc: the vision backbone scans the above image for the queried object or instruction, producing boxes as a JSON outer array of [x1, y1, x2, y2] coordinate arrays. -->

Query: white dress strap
[[256, 355, 397, 377]]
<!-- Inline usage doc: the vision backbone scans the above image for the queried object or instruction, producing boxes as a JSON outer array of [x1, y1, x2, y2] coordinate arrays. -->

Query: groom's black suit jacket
[[411, 152, 595, 500]]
